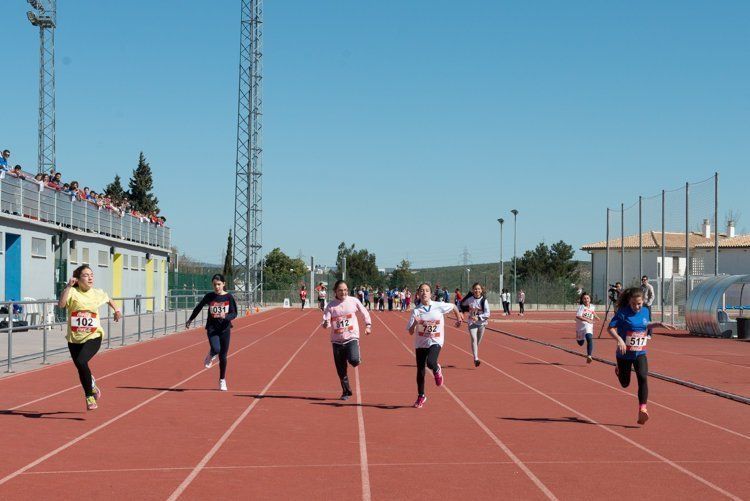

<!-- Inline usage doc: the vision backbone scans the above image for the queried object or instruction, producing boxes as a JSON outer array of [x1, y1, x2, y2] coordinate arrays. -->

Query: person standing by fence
[[517, 289, 526, 316], [59, 265, 122, 410], [501, 289, 511, 316], [640, 276, 655, 338], [299, 285, 308, 310]]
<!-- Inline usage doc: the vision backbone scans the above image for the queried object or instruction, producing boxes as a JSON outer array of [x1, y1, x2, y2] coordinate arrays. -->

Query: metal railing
[[0, 293, 255, 372], [0, 174, 171, 249]]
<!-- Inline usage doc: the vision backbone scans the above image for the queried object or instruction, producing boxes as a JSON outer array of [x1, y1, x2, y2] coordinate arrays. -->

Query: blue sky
[[2, 1, 748, 268]]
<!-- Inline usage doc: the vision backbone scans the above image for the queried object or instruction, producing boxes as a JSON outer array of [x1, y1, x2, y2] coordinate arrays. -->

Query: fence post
[[151, 301, 156, 338], [670, 274, 676, 325], [121, 311, 126, 346], [42, 302, 49, 364], [605, 208, 610, 305], [685, 181, 690, 303], [137, 297, 142, 342], [714, 172, 719, 276], [621, 202, 625, 286], [107, 312, 111, 349], [6, 310, 14, 373], [164, 295, 168, 335], [638, 195, 643, 280], [661, 190, 666, 322]]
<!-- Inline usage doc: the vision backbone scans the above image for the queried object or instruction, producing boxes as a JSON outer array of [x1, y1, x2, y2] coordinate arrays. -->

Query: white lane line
[[0, 311, 307, 487], [445, 336, 743, 501], [483, 334, 750, 441], [167, 323, 319, 500], [3, 309, 287, 411], [374, 315, 558, 501], [354, 367, 371, 501], [26, 459, 750, 475]]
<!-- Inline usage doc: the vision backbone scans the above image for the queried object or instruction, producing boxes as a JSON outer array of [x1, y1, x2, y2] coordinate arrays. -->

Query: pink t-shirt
[[322, 296, 372, 344]]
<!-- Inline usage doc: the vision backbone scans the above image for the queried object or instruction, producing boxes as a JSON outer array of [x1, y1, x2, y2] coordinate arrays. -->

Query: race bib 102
[[625, 331, 648, 351], [71, 311, 100, 333]]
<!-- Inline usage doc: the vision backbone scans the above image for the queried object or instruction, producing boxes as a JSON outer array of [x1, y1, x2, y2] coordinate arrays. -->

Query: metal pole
[[121, 312, 126, 346], [671, 274, 676, 325], [661, 190, 666, 322], [498, 218, 504, 293], [310, 256, 315, 309], [42, 302, 49, 364], [342, 257, 347, 281], [6, 309, 14, 373], [605, 208, 610, 304], [685, 182, 690, 303], [107, 311, 111, 349], [638, 195, 643, 279], [164, 296, 168, 335], [151, 303, 156, 338], [512, 209, 518, 301], [714, 172, 719, 276], [137, 298, 142, 342], [620, 203, 625, 287]]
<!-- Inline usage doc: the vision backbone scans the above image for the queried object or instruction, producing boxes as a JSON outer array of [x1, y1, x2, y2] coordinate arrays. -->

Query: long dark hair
[[333, 280, 348, 293], [616, 287, 644, 310], [469, 282, 485, 297], [579, 291, 591, 305], [211, 273, 226, 283], [72, 265, 92, 289]]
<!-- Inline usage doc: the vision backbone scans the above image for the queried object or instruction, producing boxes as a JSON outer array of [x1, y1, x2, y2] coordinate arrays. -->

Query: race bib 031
[[209, 301, 230, 318]]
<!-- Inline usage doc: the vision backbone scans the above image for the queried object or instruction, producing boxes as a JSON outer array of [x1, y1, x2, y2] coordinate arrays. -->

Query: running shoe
[[638, 407, 649, 425], [413, 395, 427, 408], [219, 379, 228, 391], [204, 351, 217, 369], [474, 359, 481, 368], [86, 396, 98, 411], [586, 356, 593, 364], [91, 376, 101, 400], [434, 365, 444, 387], [340, 393, 350, 401]]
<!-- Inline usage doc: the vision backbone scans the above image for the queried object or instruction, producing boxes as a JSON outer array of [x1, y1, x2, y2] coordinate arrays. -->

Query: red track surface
[[2, 308, 749, 500]]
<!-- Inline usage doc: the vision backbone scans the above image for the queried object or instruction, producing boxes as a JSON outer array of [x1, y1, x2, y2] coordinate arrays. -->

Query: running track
[[1, 308, 749, 500]]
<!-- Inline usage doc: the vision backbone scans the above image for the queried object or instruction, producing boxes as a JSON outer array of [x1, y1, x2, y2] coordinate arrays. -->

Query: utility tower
[[232, 0, 263, 304], [26, 0, 57, 174]]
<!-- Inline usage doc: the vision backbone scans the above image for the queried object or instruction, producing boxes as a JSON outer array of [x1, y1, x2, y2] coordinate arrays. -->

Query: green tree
[[390, 259, 417, 290], [336, 242, 380, 287], [128, 152, 159, 214], [222, 229, 233, 285], [103, 174, 126, 204], [262, 248, 307, 290]]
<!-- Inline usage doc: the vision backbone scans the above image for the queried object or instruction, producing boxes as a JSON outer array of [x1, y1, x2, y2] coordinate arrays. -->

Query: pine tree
[[128, 152, 159, 214], [104, 174, 126, 204], [223, 230, 234, 284]]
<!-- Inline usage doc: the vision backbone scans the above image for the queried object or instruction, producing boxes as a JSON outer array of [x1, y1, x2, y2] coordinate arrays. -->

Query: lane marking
[[2, 309, 288, 411], [23, 459, 750, 475], [482, 334, 750, 441], [374, 314, 558, 501], [443, 329, 743, 501], [167, 322, 320, 500], [354, 367, 371, 501], [0, 311, 308, 487]]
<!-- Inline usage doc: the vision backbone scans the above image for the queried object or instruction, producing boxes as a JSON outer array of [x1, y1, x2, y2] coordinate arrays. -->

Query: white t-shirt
[[501, 293, 510, 303], [575, 304, 596, 335], [407, 302, 455, 349], [464, 295, 490, 326]]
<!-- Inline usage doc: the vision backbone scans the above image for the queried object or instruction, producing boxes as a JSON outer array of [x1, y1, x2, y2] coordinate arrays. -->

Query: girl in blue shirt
[[607, 287, 673, 425]]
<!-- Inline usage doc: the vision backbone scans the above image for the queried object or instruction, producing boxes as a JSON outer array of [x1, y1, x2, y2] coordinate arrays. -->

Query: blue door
[[5, 233, 21, 301]]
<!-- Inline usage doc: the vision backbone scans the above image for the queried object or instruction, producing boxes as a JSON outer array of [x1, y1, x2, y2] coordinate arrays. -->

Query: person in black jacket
[[186, 274, 238, 391]]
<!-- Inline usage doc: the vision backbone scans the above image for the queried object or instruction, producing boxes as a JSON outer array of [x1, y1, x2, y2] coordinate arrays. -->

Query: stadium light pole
[[511, 209, 519, 302], [498, 218, 504, 293]]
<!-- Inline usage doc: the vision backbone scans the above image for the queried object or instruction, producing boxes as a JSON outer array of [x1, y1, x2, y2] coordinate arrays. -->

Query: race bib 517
[[625, 331, 648, 351]]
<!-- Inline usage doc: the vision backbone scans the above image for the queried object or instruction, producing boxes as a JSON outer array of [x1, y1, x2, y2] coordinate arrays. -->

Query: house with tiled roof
[[580, 220, 750, 303]]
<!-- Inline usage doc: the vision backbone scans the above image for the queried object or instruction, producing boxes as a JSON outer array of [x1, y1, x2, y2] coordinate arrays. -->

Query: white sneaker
[[204, 351, 217, 368], [219, 379, 228, 391]]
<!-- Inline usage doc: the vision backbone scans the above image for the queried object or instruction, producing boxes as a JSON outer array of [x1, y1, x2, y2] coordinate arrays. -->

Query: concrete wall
[[1, 215, 168, 312]]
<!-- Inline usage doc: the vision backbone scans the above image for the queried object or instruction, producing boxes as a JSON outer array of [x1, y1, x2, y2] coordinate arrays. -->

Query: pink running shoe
[[434, 366, 444, 387], [413, 395, 427, 408], [637, 406, 649, 425]]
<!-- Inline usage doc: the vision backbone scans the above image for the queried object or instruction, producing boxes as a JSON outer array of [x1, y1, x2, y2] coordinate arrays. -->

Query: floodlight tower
[[26, 0, 57, 174], [232, 0, 263, 305]]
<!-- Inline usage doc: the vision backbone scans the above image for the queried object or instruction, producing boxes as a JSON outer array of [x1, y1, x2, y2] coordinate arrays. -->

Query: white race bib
[[331, 313, 354, 334], [209, 301, 230, 319], [71, 311, 100, 333], [625, 331, 648, 351], [418, 319, 441, 338]]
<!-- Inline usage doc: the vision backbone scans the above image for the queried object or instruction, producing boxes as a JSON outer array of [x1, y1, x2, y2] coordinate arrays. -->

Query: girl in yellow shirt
[[58, 265, 122, 410]]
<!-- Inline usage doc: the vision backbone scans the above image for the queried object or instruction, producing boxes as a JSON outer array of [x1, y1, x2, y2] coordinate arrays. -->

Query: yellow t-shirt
[[65, 287, 110, 343]]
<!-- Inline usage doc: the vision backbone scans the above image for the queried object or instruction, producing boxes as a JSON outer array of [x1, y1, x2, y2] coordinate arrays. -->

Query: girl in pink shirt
[[322, 280, 373, 400]]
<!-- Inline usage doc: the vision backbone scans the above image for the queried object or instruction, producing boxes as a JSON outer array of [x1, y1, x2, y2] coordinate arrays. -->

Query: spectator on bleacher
[[47, 173, 61, 190], [0, 150, 10, 170], [9, 165, 26, 180]]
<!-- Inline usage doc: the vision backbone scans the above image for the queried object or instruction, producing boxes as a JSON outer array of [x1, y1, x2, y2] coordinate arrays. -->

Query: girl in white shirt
[[575, 292, 600, 363], [460, 282, 490, 367], [406, 283, 464, 408]]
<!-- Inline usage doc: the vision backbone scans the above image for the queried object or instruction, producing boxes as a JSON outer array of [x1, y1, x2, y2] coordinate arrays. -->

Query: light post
[[466, 268, 471, 291], [498, 218, 504, 293], [511, 209, 519, 302]]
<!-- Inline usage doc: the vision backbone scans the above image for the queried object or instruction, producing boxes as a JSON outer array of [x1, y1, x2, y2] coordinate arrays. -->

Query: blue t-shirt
[[0, 157, 7, 169], [609, 306, 650, 360]]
